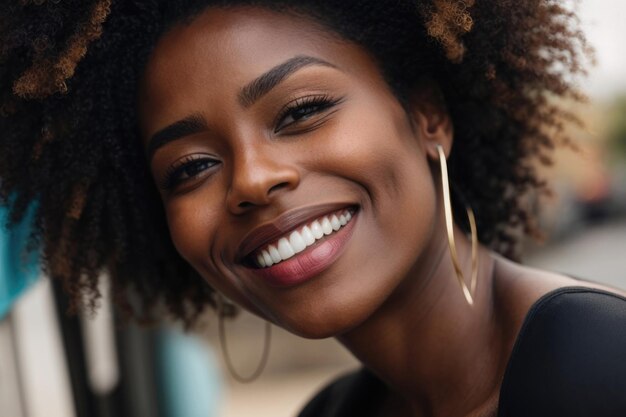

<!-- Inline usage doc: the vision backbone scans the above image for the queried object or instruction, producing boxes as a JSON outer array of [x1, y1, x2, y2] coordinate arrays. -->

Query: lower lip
[[246, 211, 358, 287]]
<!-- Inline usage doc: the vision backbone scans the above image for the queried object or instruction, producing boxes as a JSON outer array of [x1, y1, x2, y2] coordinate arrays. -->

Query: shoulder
[[498, 287, 626, 417], [298, 368, 387, 417]]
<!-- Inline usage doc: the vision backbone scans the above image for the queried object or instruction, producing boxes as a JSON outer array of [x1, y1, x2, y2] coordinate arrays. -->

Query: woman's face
[[139, 6, 445, 338]]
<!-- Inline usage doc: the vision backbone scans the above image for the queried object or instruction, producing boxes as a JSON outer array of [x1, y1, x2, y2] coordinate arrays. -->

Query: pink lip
[[244, 210, 358, 287], [236, 202, 356, 262]]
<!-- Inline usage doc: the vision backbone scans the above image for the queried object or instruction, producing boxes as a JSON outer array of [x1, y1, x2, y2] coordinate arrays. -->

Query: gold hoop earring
[[216, 293, 272, 383], [436, 144, 478, 306]]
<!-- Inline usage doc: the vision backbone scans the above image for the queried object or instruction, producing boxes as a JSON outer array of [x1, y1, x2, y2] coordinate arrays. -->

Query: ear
[[408, 84, 454, 161]]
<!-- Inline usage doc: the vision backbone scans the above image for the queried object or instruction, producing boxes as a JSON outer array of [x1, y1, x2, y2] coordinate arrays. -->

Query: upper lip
[[236, 202, 356, 263]]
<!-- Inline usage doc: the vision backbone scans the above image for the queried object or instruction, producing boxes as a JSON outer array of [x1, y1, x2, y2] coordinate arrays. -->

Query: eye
[[275, 94, 341, 132], [161, 155, 220, 190]]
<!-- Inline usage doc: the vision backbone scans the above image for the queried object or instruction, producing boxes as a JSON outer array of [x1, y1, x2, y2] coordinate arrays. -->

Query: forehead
[[138, 6, 387, 135], [147, 7, 334, 77]]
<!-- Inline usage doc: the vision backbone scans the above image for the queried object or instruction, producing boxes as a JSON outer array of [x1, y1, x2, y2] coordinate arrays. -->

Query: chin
[[279, 317, 356, 340], [266, 294, 377, 340]]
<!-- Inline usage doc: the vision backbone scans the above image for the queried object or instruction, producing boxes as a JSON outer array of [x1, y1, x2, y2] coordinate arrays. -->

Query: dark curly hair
[[0, 0, 591, 325]]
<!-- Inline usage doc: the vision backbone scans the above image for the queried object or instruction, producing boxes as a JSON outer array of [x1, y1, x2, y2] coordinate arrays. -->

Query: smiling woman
[[1, 1, 626, 416], [137, 7, 445, 335]]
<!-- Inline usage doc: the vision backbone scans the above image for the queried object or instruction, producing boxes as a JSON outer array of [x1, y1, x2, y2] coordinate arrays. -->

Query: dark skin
[[138, 6, 625, 417]]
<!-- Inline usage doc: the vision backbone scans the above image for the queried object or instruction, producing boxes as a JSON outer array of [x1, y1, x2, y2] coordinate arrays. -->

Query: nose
[[226, 145, 300, 214]]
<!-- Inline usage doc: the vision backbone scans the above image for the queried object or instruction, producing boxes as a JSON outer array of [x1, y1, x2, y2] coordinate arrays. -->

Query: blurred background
[[2, 1, 626, 416]]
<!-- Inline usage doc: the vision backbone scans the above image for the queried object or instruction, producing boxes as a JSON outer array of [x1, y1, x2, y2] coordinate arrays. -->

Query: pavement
[[526, 217, 626, 289]]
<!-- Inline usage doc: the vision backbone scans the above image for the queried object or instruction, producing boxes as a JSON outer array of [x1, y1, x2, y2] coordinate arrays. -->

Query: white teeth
[[301, 225, 316, 245], [310, 220, 324, 239], [262, 251, 272, 267], [268, 245, 281, 264], [289, 230, 307, 253], [321, 217, 333, 235], [277, 237, 295, 259], [330, 215, 341, 231], [253, 209, 355, 267]]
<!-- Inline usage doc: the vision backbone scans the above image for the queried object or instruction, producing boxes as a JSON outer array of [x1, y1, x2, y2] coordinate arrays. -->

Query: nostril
[[268, 182, 290, 194], [233, 180, 296, 211]]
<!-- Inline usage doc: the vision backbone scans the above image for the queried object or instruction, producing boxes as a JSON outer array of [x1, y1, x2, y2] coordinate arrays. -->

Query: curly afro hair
[[0, 0, 592, 325]]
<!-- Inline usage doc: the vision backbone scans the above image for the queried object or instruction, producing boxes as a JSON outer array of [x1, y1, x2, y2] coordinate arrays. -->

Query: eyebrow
[[147, 55, 337, 161], [238, 55, 337, 107], [146, 114, 208, 161]]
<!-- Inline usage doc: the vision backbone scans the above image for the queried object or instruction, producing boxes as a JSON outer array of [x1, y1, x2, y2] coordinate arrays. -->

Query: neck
[[337, 213, 504, 417]]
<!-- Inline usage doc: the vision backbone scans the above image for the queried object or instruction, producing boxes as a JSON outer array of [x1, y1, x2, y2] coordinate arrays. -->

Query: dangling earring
[[215, 293, 272, 383], [436, 144, 478, 306]]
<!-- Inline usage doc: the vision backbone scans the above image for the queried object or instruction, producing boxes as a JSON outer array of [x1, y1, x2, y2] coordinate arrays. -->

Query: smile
[[253, 208, 354, 268], [240, 205, 359, 287]]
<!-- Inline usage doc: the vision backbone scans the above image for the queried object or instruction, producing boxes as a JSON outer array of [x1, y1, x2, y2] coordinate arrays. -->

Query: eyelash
[[160, 154, 219, 190], [274, 94, 341, 132], [160, 95, 341, 191]]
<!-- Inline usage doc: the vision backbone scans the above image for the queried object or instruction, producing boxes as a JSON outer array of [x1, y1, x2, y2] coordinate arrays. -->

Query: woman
[[1, 1, 625, 416]]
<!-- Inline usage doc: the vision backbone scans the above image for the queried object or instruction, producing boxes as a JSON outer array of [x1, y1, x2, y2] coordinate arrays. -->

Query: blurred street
[[526, 216, 626, 290]]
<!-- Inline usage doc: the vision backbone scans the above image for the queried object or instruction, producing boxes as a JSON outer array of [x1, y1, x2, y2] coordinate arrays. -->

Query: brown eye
[[274, 95, 340, 132], [284, 103, 323, 122], [180, 159, 214, 178], [161, 156, 220, 190]]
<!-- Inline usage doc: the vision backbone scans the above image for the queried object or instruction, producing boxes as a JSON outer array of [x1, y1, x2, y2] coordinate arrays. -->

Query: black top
[[298, 287, 626, 417]]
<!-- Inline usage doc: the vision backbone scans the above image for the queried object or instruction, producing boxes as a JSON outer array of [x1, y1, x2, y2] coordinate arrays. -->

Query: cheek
[[307, 96, 433, 214], [164, 194, 221, 267], [164, 194, 256, 303], [321, 98, 438, 257]]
